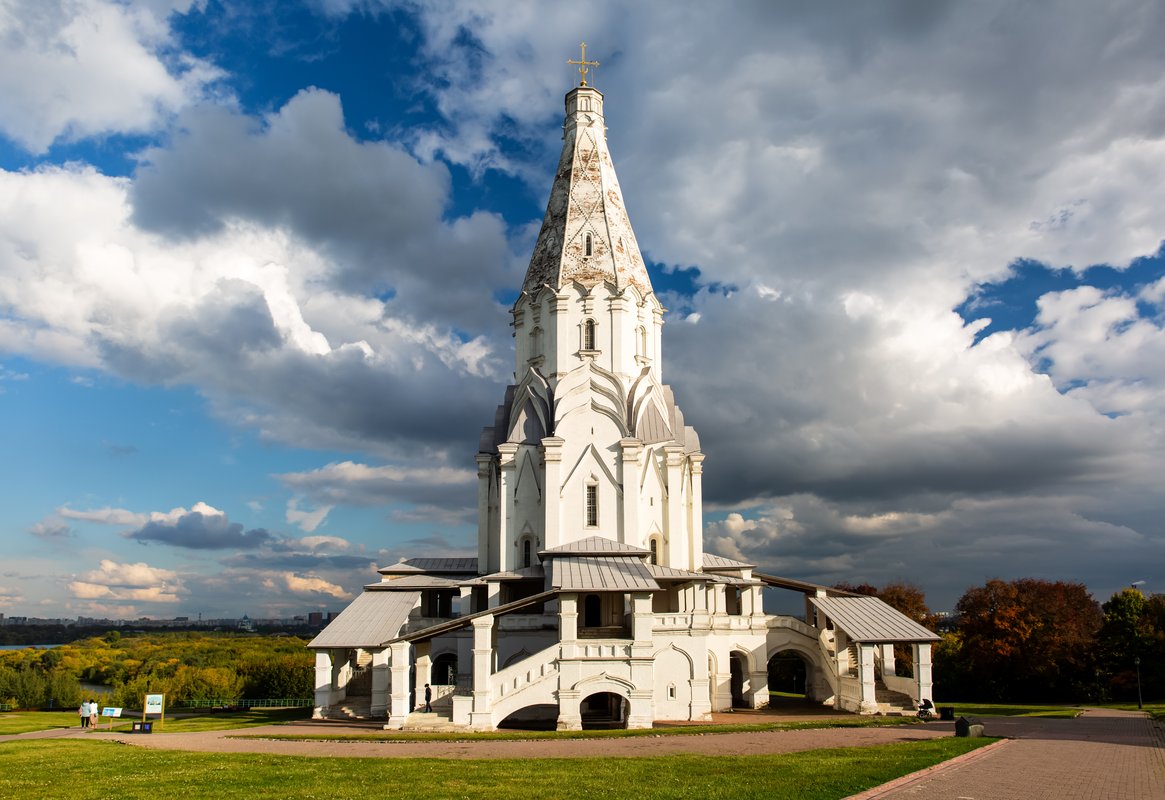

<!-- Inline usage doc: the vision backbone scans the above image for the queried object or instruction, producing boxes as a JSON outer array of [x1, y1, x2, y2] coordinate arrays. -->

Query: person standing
[[89, 699, 98, 729], [424, 683, 432, 713], [79, 700, 90, 728]]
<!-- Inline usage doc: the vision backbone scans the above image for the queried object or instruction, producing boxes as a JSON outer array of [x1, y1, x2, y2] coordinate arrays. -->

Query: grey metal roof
[[368, 575, 463, 589], [479, 565, 546, 581], [308, 590, 420, 648], [549, 556, 660, 591], [378, 557, 478, 575], [541, 536, 650, 556], [703, 553, 756, 570], [810, 596, 940, 643], [647, 563, 710, 581], [754, 572, 861, 597]]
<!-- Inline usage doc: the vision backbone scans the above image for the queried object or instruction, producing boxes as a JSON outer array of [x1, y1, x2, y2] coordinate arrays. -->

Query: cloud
[[275, 460, 475, 508], [58, 506, 149, 526], [67, 559, 182, 605], [0, 0, 223, 153], [277, 572, 351, 599], [0, 586, 24, 605], [28, 518, 73, 538], [285, 499, 333, 533], [125, 505, 272, 550]]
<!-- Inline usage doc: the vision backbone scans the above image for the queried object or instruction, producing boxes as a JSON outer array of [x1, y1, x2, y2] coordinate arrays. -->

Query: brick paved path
[[857, 708, 1165, 800]]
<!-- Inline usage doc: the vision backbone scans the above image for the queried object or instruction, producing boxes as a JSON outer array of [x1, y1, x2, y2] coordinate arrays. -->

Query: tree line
[[0, 631, 314, 710], [836, 578, 1164, 703]]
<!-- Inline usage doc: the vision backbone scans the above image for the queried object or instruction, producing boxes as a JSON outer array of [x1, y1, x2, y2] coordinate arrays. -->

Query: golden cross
[[567, 42, 599, 87]]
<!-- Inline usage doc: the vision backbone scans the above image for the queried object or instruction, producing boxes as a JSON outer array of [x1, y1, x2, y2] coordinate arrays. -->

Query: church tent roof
[[810, 596, 940, 643], [549, 555, 660, 592], [308, 590, 421, 649]]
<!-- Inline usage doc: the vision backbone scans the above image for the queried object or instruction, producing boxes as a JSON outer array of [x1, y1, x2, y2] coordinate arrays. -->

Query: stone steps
[[400, 710, 462, 732]]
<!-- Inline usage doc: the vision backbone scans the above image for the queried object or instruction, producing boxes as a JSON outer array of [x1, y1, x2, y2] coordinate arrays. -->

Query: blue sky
[[2, 0, 1164, 619]]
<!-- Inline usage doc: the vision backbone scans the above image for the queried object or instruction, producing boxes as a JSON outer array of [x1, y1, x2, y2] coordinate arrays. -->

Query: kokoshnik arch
[[309, 50, 939, 730]]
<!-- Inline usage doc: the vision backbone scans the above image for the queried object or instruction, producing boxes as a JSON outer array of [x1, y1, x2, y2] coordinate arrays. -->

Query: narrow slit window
[[649, 538, 658, 565], [585, 485, 598, 527], [583, 319, 596, 351], [585, 232, 593, 257], [522, 539, 532, 568]]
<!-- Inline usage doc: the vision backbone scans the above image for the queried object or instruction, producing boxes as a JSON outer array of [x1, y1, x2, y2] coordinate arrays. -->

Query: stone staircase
[[400, 708, 462, 731], [874, 681, 916, 715]]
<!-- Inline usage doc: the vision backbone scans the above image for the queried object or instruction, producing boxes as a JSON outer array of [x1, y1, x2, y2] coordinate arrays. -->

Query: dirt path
[[74, 721, 950, 759]]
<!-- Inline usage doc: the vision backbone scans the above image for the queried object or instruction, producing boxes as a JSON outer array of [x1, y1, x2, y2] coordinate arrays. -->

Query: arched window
[[522, 538, 532, 568], [582, 319, 596, 351], [584, 232, 593, 257], [649, 538, 658, 565], [637, 325, 647, 358]]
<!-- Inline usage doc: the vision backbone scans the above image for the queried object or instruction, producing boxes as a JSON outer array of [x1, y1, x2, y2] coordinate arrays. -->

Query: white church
[[310, 65, 939, 731]]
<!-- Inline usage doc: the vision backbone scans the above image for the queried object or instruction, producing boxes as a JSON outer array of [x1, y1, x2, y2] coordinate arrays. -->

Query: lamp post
[[1134, 657, 1143, 710]]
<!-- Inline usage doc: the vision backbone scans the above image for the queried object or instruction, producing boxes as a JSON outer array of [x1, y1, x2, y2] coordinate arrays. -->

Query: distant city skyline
[[2, 1, 1164, 618]]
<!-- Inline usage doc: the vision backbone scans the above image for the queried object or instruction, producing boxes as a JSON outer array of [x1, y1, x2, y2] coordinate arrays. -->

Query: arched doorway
[[583, 594, 602, 627], [580, 692, 627, 729], [730, 652, 749, 708], [431, 653, 457, 686], [768, 650, 810, 708]]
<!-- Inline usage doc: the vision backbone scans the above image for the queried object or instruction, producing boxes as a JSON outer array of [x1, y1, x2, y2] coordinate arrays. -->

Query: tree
[[1098, 588, 1165, 701], [950, 578, 1102, 702]]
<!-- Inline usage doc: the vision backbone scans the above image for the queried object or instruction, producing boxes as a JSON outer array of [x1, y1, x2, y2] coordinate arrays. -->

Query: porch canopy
[[810, 595, 940, 643], [308, 590, 421, 649]]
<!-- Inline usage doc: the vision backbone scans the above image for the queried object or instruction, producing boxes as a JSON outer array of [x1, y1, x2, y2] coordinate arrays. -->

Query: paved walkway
[[855, 708, 1165, 800]]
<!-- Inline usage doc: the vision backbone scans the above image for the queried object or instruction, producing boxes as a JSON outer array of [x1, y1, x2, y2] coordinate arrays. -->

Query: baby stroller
[[917, 698, 936, 720]]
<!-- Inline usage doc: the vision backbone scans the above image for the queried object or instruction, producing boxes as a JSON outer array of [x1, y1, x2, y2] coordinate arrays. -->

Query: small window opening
[[667, 684, 677, 700], [585, 232, 593, 257], [583, 318, 596, 351], [585, 485, 598, 527], [649, 539, 658, 565], [522, 539, 532, 568]]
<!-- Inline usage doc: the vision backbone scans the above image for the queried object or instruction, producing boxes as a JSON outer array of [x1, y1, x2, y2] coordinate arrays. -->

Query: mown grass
[[1104, 701, 1165, 721], [244, 715, 921, 743], [0, 738, 990, 800], [0, 707, 309, 735], [934, 702, 1080, 718]]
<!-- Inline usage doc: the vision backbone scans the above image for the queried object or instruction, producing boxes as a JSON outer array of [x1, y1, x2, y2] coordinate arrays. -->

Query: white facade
[[309, 80, 938, 731]]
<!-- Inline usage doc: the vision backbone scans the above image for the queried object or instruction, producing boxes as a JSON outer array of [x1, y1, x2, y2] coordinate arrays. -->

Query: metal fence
[[184, 698, 312, 709]]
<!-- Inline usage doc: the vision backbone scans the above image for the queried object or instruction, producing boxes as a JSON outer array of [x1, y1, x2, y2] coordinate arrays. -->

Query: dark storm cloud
[[126, 511, 272, 550]]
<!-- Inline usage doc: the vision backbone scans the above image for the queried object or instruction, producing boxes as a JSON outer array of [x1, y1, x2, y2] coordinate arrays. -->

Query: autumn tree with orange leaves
[[943, 578, 1102, 702]]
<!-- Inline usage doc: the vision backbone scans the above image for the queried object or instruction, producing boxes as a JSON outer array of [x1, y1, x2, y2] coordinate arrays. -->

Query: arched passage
[[730, 651, 749, 708], [768, 649, 809, 707], [431, 653, 457, 686], [580, 691, 627, 729]]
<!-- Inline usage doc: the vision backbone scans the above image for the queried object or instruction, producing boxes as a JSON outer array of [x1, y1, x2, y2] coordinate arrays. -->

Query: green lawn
[[0, 707, 310, 735], [0, 738, 990, 800], [933, 702, 1080, 718], [1104, 702, 1165, 721]]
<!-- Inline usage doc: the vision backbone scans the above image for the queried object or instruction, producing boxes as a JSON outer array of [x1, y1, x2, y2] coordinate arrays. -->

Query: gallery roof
[[810, 596, 940, 643], [308, 590, 420, 649]]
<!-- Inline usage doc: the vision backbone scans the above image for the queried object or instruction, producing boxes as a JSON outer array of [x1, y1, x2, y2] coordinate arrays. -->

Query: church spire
[[521, 60, 653, 299]]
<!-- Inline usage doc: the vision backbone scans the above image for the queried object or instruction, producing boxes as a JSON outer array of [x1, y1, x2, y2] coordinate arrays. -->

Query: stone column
[[619, 438, 643, 548], [541, 437, 565, 550], [688, 453, 704, 570], [858, 644, 878, 713], [312, 650, 333, 718], [558, 593, 578, 659], [664, 445, 685, 567], [496, 443, 519, 572], [470, 615, 495, 730], [549, 292, 569, 379], [607, 292, 630, 376], [370, 648, 390, 717], [914, 643, 933, 702], [475, 454, 495, 573], [630, 592, 654, 652], [385, 641, 412, 729]]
